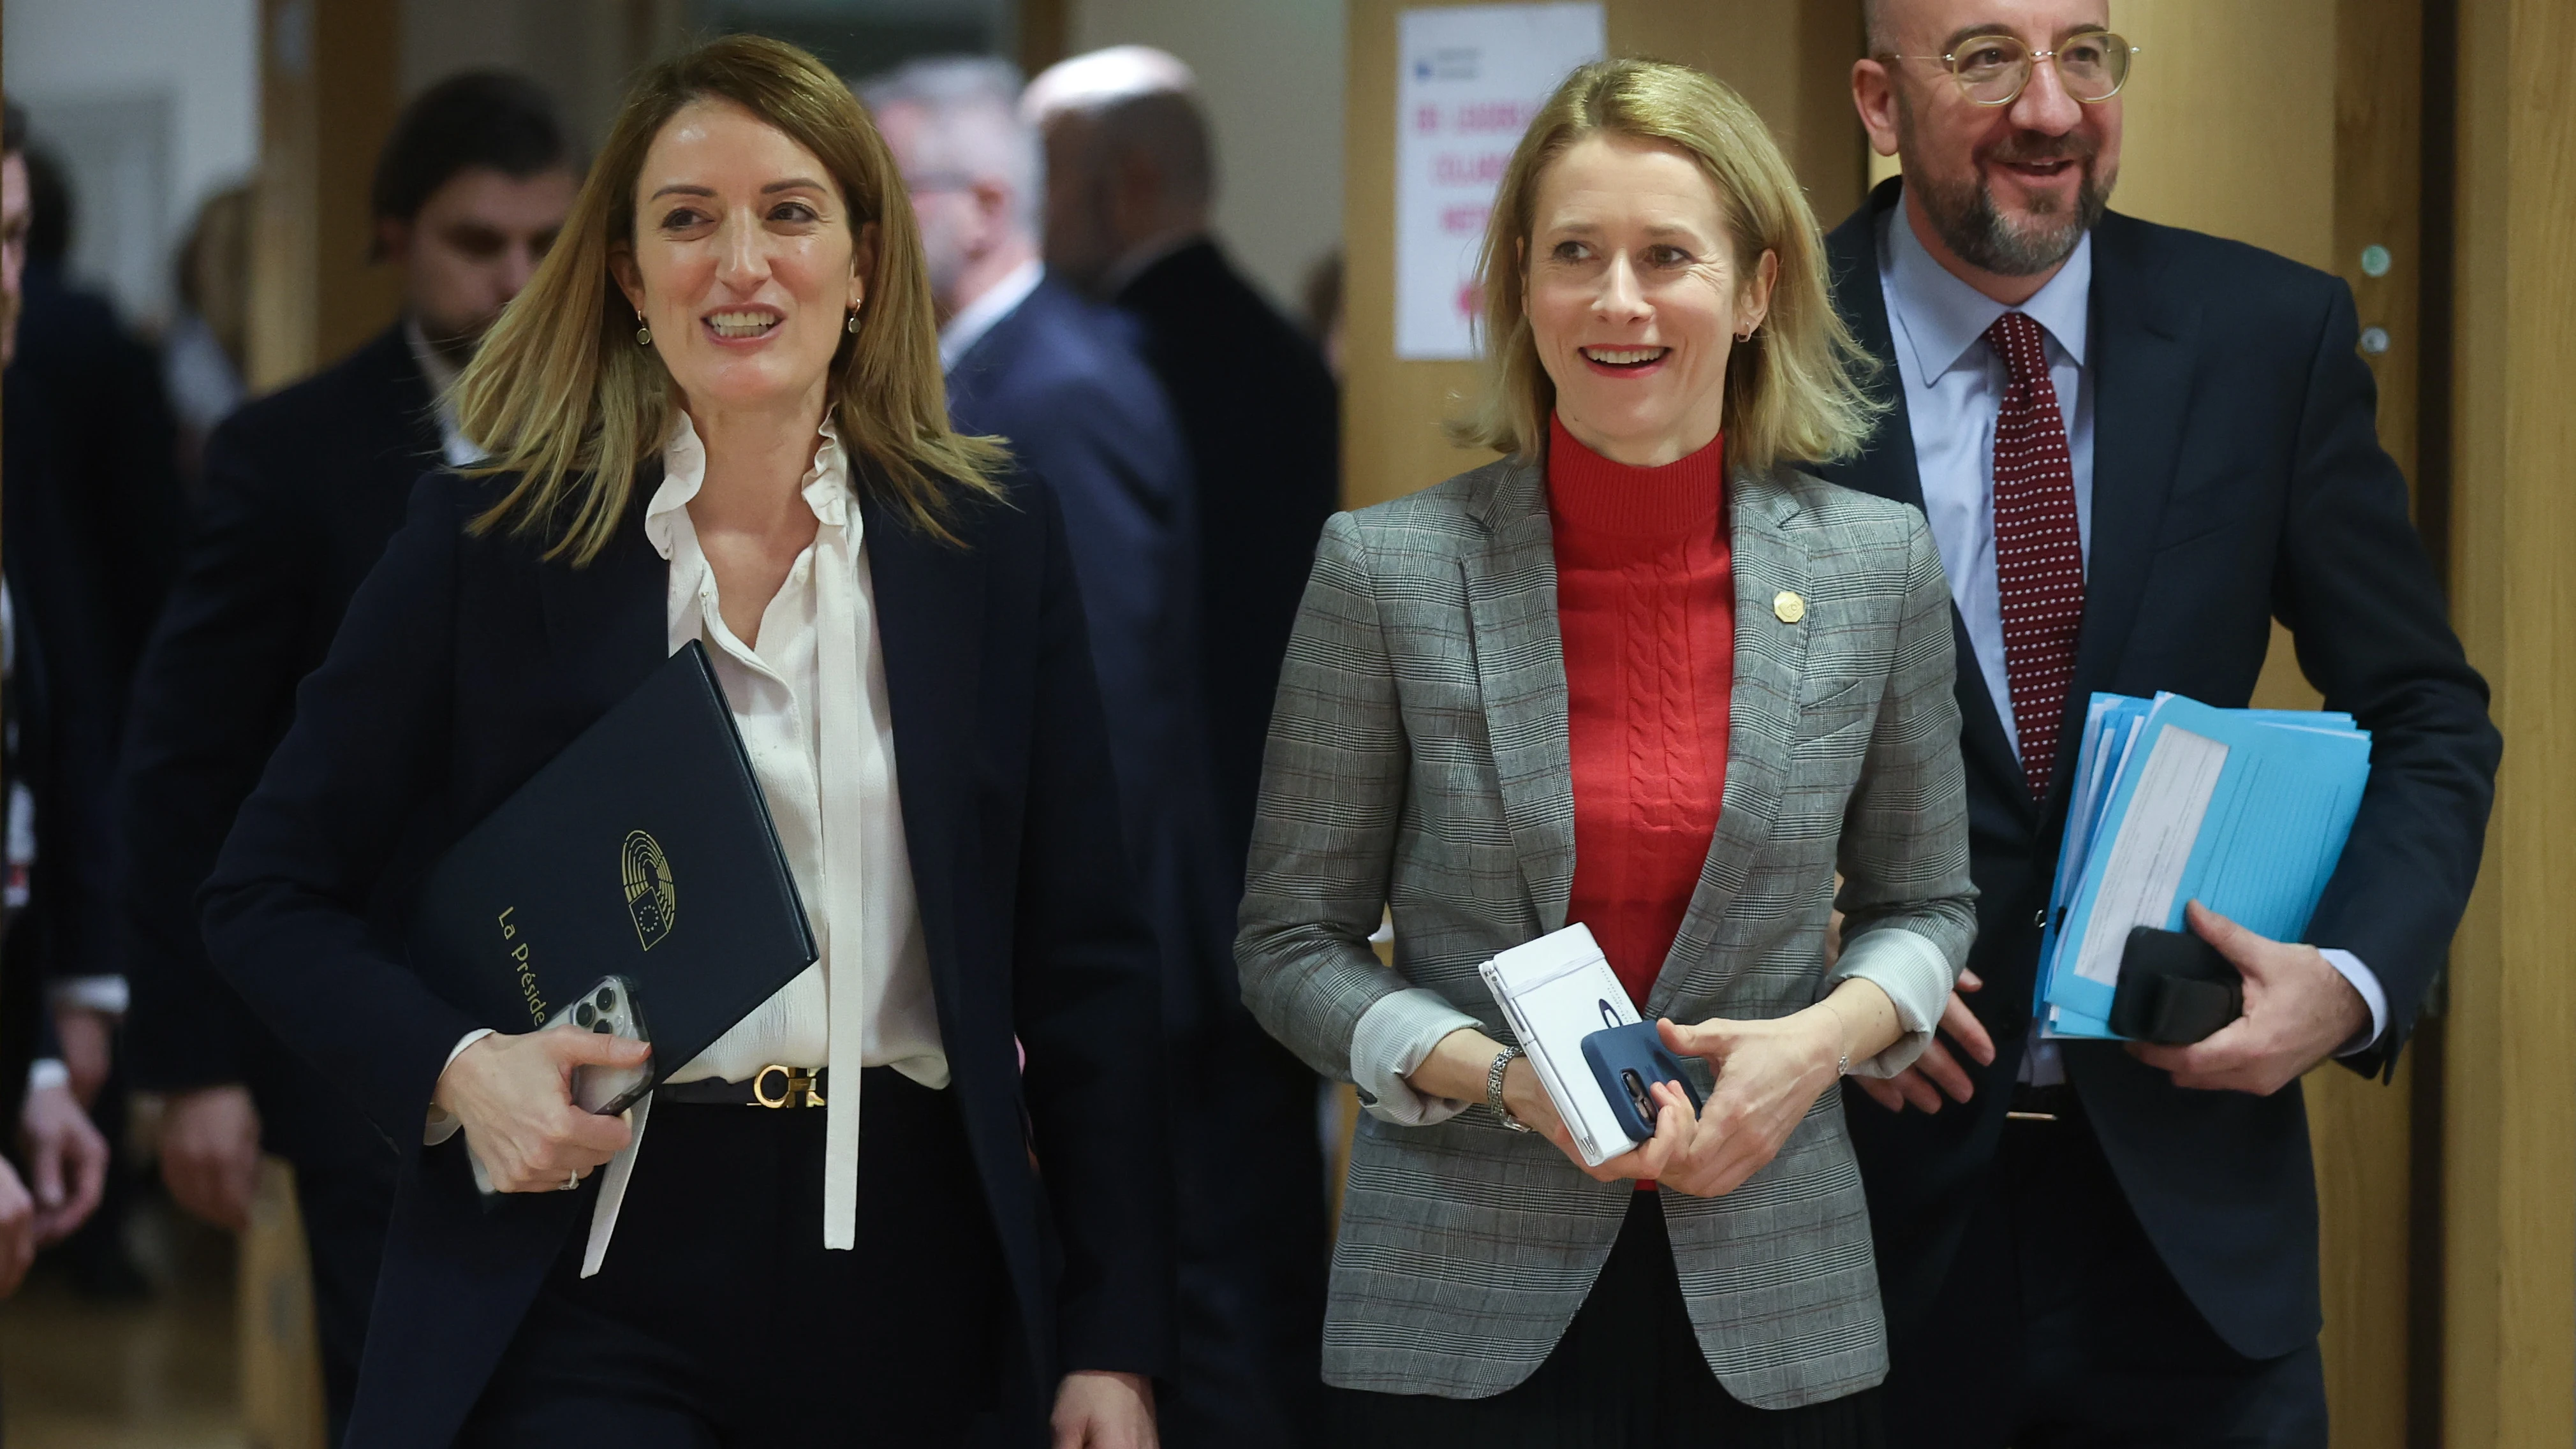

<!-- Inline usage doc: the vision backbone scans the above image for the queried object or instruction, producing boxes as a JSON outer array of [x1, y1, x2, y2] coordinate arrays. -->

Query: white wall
[[1070, 0, 1345, 314], [3, 0, 260, 327]]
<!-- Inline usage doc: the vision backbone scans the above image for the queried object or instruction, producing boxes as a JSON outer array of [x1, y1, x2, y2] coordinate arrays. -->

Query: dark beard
[[1917, 164, 2109, 276], [1899, 95, 2112, 276]]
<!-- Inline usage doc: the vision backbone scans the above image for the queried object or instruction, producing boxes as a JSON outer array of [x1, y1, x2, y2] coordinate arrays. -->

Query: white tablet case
[[1478, 923, 1639, 1166]]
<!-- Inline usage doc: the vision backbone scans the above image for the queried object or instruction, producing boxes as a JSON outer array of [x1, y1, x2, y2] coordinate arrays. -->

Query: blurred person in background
[[0, 95, 114, 1300], [11, 140, 190, 1300], [865, 53, 1231, 1445], [165, 182, 255, 496], [116, 71, 576, 1441], [1024, 46, 1339, 917], [1025, 48, 1336, 1447]]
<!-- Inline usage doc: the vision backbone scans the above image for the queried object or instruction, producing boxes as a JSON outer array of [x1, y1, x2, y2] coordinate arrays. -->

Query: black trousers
[[260, 1063, 399, 1449], [1325, 1191, 1883, 1449], [1161, 1020, 1329, 1449], [1881, 1095, 2327, 1447], [458, 1069, 1012, 1448], [296, 1155, 394, 1446]]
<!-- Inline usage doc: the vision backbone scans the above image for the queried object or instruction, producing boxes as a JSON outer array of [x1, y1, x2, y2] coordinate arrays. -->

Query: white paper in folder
[[1478, 922, 1636, 1166]]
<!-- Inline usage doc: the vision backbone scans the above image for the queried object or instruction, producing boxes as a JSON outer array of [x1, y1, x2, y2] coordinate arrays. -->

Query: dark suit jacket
[[200, 462, 1173, 1448], [1114, 240, 1339, 885], [946, 276, 1231, 1038], [2, 575, 64, 1140], [1, 265, 188, 994], [1822, 179, 2499, 1360], [11, 261, 186, 673], [120, 323, 439, 1179]]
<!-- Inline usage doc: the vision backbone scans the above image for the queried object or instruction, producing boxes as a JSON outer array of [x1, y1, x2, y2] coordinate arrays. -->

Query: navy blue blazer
[[200, 461, 1174, 1448], [1822, 179, 2499, 1360], [946, 277, 1232, 1038], [121, 325, 438, 1148]]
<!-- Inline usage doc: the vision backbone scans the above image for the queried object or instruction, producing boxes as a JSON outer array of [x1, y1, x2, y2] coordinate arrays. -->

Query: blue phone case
[[1581, 1017, 1704, 1145]]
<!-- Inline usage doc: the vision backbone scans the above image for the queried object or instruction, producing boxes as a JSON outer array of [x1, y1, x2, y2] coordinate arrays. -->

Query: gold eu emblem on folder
[[621, 830, 677, 950]]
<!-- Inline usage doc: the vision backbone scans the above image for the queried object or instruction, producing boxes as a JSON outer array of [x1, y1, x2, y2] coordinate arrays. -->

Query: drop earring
[[846, 302, 862, 334], [635, 308, 652, 347]]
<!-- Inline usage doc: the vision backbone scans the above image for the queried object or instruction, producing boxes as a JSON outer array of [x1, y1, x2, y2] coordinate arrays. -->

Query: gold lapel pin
[[1773, 590, 1806, 624]]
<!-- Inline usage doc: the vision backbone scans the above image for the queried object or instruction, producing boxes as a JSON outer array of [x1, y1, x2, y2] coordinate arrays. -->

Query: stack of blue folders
[[2037, 692, 2373, 1040]]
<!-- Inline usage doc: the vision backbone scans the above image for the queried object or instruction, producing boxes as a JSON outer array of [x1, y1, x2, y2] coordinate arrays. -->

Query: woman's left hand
[[1650, 1015, 1842, 1198], [1051, 1369, 1156, 1449]]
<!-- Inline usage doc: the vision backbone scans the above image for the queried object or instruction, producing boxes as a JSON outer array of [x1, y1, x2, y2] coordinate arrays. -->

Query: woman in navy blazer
[[200, 36, 1168, 1449]]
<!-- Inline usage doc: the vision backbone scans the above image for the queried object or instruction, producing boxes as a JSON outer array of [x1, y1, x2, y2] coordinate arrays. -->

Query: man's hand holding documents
[[1872, 691, 2379, 1108], [2126, 901, 2371, 1095], [2035, 692, 2369, 1047]]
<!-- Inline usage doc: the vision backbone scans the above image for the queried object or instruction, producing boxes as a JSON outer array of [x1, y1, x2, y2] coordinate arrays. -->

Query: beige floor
[[0, 1202, 244, 1449]]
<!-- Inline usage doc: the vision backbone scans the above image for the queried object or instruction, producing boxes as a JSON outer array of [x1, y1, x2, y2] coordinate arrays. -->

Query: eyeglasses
[[1882, 30, 2139, 107]]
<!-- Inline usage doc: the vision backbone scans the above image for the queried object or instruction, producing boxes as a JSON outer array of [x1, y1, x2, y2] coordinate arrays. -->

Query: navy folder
[[409, 642, 817, 1085]]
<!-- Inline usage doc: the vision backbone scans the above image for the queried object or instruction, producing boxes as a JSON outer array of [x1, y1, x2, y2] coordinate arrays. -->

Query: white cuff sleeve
[[47, 975, 129, 1015], [1825, 929, 1957, 1078], [1348, 988, 1482, 1127], [26, 1059, 68, 1095], [424, 1028, 498, 1145], [2317, 949, 2388, 1056]]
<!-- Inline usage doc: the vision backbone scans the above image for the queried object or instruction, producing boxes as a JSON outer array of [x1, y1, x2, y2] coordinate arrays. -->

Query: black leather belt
[[657, 1065, 829, 1108], [2006, 1082, 2074, 1123]]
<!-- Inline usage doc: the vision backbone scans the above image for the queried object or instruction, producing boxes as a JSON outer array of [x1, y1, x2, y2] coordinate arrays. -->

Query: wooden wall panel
[[2441, 0, 2576, 1441], [1341, 0, 1865, 511], [249, 0, 404, 394]]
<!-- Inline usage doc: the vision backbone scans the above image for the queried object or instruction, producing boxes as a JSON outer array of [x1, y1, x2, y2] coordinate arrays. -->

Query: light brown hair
[[1452, 58, 1878, 474], [453, 34, 1004, 564]]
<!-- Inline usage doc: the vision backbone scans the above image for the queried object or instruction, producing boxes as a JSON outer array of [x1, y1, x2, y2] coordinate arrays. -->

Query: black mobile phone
[[2109, 926, 2242, 1045], [1580, 1018, 1704, 1146]]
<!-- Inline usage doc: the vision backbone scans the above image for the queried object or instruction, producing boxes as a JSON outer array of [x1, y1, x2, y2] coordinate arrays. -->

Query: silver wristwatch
[[1487, 1046, 1531, 1131]]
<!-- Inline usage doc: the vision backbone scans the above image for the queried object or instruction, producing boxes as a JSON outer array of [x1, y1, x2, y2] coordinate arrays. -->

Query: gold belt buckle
[[751, 1064, 826, 1108]]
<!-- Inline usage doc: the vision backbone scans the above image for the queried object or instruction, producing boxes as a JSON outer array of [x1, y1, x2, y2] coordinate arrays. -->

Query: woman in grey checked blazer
[[1237, 60, 1976, 1448]]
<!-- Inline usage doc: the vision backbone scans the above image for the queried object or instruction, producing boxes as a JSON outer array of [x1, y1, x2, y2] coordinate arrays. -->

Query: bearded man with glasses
[[1815, 2, 2498, 1445]]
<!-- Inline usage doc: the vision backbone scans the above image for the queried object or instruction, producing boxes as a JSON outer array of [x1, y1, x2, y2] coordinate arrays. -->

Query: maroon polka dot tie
[[1985, 311, 2084, 799]]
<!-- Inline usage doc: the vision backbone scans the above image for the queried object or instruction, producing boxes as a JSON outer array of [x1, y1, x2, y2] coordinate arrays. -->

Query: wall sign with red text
[[1395, 3, 1605, 360]]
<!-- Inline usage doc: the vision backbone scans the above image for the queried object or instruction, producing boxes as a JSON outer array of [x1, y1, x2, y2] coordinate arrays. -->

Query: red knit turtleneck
[[1547, 413, 1732, 1010]]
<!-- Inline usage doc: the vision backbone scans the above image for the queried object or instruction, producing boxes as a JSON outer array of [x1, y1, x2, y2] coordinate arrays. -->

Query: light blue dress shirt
[[1873, 208, 2384, 1077]]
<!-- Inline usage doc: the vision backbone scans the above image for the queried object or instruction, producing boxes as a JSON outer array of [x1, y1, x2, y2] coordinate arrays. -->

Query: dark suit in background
[[119, 323, 439, 1434], [1820, 179, 2499, 1443], [10, 260, 187, 674], [947, 274, 1315, 1446], [2, 574, 70, 1142], [0, 261, 187, 1009], [2, 265, 188, 1292], [1112, 239, 1336, 1448], [1113, 239, 1339, 877]]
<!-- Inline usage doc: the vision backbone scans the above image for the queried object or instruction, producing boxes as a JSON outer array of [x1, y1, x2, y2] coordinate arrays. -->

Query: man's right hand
[[20, 1078, 108, 1243], [161, 1085, 264, 1232], [432, 1027, 645, 1193], [1855, 969, 1997, 1114]]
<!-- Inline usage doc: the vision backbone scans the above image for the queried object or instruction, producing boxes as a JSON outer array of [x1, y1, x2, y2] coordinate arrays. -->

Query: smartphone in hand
[[547, 975, 654, 1115]]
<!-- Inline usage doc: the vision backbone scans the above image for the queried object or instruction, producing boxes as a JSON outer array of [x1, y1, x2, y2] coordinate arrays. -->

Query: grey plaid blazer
[[1237, 453, 1976, 1408]]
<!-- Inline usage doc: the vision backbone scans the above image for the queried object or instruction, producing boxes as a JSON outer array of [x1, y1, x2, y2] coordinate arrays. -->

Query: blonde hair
[[1452, 58, 1879, 474], [455, 34, 1005, 564]]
